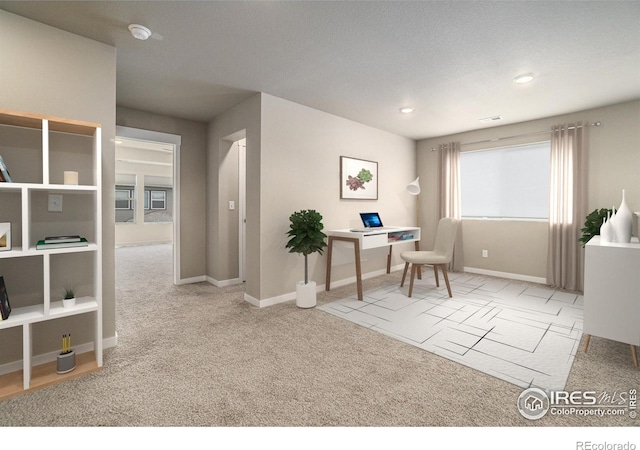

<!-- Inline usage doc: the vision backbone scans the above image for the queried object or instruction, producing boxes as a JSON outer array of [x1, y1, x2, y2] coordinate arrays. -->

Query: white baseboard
[[206, 276, 242, 287], [325, 266, 402, 291], [244, 265, 406, 308], [463, 267, 547, 285], [176, 275, 207, 285], [245, 291, 295, 308]]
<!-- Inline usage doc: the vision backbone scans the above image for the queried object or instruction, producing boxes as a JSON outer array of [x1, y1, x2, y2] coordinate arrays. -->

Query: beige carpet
[[0, 244, 637, 427]]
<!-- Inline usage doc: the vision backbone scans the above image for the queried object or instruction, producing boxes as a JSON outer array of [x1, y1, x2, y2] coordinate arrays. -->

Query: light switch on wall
[[229, 201, 235, 210], [48, 194, 63, 212]]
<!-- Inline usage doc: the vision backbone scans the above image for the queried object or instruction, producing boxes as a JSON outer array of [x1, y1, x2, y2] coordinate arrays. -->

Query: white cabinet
[[583, 235, 640, 366], [0, 109, 102, 399]]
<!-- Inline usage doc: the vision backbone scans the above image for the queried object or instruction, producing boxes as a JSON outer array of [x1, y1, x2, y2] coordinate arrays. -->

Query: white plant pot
[[62, 297, 76, 308], [296, 281, 317, 308]]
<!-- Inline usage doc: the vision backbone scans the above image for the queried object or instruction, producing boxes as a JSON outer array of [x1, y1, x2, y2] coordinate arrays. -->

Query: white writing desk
[[325, 227, 421, 300]]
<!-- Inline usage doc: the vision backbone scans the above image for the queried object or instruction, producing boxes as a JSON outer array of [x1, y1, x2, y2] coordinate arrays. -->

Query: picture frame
[[0, 222, 11, 251], [340, 156, 378, 200]]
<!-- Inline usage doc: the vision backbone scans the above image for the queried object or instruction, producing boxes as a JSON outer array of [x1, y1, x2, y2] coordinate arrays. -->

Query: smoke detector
[[128, 24, 152, 40]]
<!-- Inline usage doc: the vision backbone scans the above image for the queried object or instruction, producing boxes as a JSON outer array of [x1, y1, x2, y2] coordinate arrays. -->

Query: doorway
[[115, 126, 181, 284], [238, 138, 246, 282], [220, 131, 247, 285]]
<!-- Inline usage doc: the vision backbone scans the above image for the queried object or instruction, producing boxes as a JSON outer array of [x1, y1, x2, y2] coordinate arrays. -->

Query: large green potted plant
[[579, 207, 613, 247], [285, 209, 327, 308]]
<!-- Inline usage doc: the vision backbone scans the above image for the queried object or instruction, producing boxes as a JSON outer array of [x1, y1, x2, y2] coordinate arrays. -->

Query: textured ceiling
[[1, 1, 639, 140]]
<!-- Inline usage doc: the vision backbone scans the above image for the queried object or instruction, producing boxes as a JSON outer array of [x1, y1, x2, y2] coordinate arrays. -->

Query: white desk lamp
[[406, 177, 420, 195], [406, 177, 421, 226]]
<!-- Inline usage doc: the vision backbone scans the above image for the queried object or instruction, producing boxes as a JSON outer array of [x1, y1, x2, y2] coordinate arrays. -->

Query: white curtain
[[547, 122, 588, 292], [439, 141, 464, 272]]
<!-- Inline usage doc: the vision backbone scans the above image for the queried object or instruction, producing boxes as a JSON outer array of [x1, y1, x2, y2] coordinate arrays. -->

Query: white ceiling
[[1, 1, 639, 140]]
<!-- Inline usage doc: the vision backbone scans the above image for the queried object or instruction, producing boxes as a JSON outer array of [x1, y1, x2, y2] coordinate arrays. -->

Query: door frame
[[115, 126, 181, 284]]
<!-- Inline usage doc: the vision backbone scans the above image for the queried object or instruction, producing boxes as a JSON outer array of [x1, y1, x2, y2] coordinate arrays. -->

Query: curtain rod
[[430, 121, 601, 150]]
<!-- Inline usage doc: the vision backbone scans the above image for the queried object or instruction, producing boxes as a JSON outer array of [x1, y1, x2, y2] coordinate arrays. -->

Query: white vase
[[609, 206, 617, 239], [600, 212, 613, 243], [612, 189, 633, 243], [296, 281, 317, 308]]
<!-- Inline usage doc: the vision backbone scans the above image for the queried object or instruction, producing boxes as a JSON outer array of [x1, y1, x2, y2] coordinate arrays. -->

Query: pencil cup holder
[[56, 350, 76, 374]]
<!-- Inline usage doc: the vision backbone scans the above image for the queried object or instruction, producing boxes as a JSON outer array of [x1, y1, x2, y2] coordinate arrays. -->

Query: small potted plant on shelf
[[62, 285, 77, 308], [285, 209, 327, 308]]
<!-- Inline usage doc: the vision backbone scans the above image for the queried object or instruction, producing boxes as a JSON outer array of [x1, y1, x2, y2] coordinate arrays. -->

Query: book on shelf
[[0, 276, 11, 321], [36, 237, 88, 250], [0, 154, 12, 182], [44, 235, 82, 244]]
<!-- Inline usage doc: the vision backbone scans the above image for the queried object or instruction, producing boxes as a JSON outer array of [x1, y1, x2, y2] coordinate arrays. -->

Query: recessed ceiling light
[[399, 107, 415, 114], [513, 73, 535, 84], [479, 115, 503, 123]]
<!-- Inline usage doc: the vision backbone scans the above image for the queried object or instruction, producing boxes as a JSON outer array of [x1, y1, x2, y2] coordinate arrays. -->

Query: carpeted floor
[[0, 244, 637, 427]]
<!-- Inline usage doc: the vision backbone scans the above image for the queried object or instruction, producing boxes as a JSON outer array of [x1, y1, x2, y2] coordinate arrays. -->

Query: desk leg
[[325, 236, 363, 301], [354, 239, 363, 300], [325, 236, 334, 292]]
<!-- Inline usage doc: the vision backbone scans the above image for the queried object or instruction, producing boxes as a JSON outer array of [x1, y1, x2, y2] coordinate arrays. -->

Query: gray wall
[[207, 93, 418, 304], [207, 94, 261, 297], [0, 10, 117, 356], [417, 99, 640, 283], [260, 94, 417, 301]]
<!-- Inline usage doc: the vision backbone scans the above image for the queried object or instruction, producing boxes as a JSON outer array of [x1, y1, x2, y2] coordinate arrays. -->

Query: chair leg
[[409, 264, 418, 297], [400, 262, 409, 287], [440, 264, 452, 298], [433, 265, 440, 287]]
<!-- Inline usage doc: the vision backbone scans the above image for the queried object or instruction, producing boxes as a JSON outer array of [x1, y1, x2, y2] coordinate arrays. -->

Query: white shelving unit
[[0, 109, 102, 399]]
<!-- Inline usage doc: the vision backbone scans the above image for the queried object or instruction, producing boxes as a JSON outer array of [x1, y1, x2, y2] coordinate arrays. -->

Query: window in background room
[[150, 190, 166, 210], [115, 189, 131, 210], [115, 186, 136, 223], [460, 141, 550, 219], [144, 176, 172, 223]]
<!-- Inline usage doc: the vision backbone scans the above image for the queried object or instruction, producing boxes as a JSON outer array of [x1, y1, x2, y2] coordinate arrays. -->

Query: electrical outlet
[[482, 249, 489, 258], [48, 194, 63, 212]]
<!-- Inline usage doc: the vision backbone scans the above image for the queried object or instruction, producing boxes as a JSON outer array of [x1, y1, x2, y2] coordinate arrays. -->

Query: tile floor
[[318, 270, 583, 392]]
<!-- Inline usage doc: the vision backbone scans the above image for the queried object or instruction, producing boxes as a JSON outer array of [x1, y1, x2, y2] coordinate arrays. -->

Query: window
[[115, 189, 133, 210], [144, 190, 150, 210], [150, 190, 166, 210], [460, 142, 550, 219]]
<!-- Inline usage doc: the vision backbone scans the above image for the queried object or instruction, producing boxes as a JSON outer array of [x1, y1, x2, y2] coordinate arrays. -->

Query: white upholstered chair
[[400, 217, 459, 298]]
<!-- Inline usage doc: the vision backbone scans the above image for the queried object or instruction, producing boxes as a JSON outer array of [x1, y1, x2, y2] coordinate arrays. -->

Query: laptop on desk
[[350, 212, 396, 232]]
